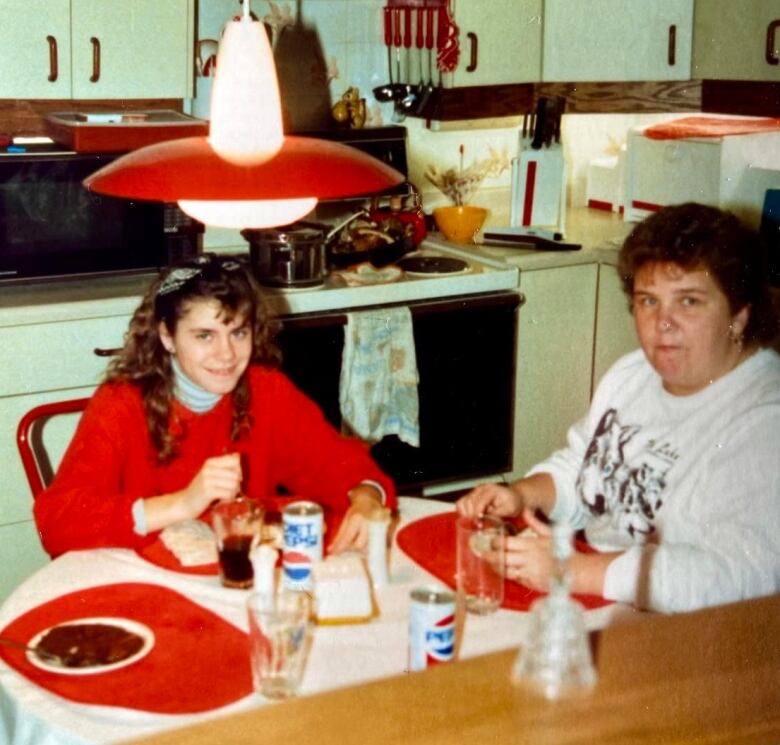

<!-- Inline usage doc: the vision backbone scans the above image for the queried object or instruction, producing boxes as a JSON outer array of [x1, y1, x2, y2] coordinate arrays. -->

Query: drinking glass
[[212, 499, 264, 589], [246, 590, 312, 700], [456, 514, 505, 614]]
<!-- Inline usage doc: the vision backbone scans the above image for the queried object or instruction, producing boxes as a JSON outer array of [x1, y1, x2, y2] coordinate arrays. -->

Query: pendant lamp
[[83, 2, 404, 228]]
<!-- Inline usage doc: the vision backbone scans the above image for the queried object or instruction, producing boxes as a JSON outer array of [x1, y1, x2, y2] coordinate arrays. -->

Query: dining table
[[3, 496, 775, 745]]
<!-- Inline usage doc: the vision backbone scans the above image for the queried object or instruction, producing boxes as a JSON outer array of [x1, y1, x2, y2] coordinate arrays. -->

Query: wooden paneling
[[701, 80, 780, 117], [0, 99, 182, 136]]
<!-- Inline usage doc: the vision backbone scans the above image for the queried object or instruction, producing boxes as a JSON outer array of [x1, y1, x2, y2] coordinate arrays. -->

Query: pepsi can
[[408, 585, 456, 671], [282, 501, 323, 590]]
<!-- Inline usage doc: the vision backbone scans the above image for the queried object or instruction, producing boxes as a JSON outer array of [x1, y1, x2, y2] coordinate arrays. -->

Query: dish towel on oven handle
[[339, 306, 420, 447]]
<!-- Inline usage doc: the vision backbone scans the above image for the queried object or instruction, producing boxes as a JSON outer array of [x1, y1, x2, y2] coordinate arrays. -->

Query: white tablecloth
[[0, 497, 631, 745]]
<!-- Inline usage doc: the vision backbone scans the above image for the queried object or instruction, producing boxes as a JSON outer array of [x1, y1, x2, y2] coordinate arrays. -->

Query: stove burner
[[397, 255, 469, 274]]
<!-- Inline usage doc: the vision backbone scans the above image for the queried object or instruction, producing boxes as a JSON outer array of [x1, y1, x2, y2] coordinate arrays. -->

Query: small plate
[[27, 617, 154, 675]]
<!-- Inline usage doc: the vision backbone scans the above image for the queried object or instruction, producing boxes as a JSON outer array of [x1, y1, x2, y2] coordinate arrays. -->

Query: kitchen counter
[[467, 207, 633, 271], [127, 593, 780, 745], [0, 208, 632, 326]]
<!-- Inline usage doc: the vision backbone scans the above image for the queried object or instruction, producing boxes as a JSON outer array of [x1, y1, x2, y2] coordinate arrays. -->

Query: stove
[[260, 236, 519, 317]]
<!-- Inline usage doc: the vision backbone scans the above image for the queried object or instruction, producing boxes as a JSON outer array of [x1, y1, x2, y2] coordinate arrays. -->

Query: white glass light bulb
[[178, 198, 317, 229], [208, 15, 284, 165]]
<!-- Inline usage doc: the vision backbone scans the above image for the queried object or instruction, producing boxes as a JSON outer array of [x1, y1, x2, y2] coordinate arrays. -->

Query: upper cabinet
[[692, 0, 780, 81], [442, 0, 542, 87], [0, 0, 72, 98], [0, 0, 194, 99], [542, 0, 694, 82]]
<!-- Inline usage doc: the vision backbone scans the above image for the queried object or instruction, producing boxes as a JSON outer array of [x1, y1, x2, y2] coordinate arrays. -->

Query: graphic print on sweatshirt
[[575, 408, 675, 540]]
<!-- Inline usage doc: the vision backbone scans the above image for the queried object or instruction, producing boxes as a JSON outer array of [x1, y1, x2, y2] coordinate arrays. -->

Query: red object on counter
[[44, 110, 208, 153], [370, 197, 427, 245], [643, 116, 780, 140]]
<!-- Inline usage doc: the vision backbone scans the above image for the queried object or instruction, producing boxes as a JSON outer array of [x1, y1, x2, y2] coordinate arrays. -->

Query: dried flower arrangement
[[424, 144, 510, 206]]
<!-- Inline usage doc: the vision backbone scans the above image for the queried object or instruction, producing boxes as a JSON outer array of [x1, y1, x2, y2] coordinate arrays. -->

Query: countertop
[[126, 592, 780, 745], [0, 208, 633, 326]]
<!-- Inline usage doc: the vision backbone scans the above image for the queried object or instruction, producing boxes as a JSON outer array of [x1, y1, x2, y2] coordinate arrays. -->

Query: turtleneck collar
[[171, 356, 223, 413]]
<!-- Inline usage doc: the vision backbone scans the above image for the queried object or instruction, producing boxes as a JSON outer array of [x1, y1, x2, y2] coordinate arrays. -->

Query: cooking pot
[[241, 223, 327, 288]]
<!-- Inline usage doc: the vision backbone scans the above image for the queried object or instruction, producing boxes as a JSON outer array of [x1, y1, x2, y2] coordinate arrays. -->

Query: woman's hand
[[456, 482, 523, 519], [502, 509, 618, 596], [502, 508, 554, 591], [328, 485, 384, 554]]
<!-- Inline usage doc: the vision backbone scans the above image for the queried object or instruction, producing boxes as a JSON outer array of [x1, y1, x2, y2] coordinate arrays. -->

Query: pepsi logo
[[425, 613, 455, 665], [283, 550, 312, 581]]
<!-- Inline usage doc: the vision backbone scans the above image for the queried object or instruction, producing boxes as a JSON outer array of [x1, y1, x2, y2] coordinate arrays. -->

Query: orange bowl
[[433, 205, 488, 244]]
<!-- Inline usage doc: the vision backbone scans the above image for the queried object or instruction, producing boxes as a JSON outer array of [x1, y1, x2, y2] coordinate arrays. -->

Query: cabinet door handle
[[90, 36, 101, 82], [93, 347, 121, 357], [766, 20, 780, 65], [466, 31, 478, 72], [667, 24, 676, 66], [46, 35, 58, 82]]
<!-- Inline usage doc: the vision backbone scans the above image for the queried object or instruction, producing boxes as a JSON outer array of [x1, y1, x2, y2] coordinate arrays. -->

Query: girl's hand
[[456, 482, 522, 519], [328, 485, 383, 554], [180, 453, 243, 518]]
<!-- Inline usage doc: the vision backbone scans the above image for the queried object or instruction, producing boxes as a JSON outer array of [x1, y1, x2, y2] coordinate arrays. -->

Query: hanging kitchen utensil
[[436, 2, 460, 85], [373, 7, 395, 102], [415, 6, 436, 115]]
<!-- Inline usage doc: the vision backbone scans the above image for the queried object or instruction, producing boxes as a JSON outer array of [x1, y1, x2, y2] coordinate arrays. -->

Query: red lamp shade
[[82, 10, 405, 229], [83, 135, 404, 202]]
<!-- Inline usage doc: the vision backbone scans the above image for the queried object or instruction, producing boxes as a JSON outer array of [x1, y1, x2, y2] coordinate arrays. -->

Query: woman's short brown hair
[[618, 202, 778, 345]]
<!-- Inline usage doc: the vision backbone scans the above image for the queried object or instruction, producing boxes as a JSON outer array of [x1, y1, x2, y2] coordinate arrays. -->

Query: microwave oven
[[0, 147, 203, 285]]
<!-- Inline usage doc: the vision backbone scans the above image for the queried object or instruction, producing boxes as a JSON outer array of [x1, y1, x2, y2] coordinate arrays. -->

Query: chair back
[[17, 398, 90, 498]]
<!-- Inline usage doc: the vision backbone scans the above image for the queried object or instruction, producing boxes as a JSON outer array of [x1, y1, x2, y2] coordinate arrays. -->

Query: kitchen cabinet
[[511, 263, 598, 479], [693, 0, 780, 82], [510, 259, 636, 480], [592, 262, 637, 391], [0, 306, 131, 602], [443, 0, 542, 87], [0, 0, 194, 100], [542, 0, 694, 82]]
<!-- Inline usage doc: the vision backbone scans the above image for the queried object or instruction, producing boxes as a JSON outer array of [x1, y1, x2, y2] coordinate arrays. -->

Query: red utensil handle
[[425, 7, 434, 50], [416, 8, 424, 49], [384, 6, 392, 47], [437, 7, 447, 49], [404, 7, 412, 48], [393, 8, 402, 47]]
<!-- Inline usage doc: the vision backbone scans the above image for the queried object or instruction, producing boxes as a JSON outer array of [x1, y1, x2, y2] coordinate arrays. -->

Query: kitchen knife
[[530, 98, 548, 150]]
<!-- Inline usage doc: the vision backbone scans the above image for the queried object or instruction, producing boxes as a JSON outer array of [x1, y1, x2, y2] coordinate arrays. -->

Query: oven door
[[276, 291, 519, 491]]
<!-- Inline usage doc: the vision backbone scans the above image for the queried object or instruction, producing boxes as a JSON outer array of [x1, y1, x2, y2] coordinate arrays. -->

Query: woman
[[34, 255, 395, 557], [458, 203, 780, 612]]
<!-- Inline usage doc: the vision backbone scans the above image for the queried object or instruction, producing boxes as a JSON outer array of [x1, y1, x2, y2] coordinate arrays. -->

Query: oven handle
[[280, 292, 523, 328]]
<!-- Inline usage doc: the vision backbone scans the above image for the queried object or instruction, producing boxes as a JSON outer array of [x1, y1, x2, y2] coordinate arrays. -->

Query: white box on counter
[[624, 122, 780, 228]]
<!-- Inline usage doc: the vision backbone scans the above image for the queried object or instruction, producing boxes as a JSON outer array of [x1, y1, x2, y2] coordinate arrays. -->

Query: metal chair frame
[[16, 398, 90, 498]]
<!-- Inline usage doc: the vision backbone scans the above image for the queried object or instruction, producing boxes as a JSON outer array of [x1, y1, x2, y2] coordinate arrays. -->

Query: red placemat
[[0, 583, 252, 713], [396, 512, 613, 612], [644, 116, 780, 140]]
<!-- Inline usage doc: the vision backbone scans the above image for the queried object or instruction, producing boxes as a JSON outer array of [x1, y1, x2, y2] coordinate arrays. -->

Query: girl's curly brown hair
[[105, 255, 281, 463]]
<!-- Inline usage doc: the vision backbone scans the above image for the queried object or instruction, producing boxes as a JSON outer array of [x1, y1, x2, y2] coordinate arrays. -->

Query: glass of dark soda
[[213, 499, 264, 589]]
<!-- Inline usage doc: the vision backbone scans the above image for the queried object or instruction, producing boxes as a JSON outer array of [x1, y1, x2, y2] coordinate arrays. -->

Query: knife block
[[510, 146, 566, 233]]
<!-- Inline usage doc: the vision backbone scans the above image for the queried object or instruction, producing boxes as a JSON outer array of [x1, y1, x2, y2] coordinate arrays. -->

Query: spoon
[[0, 636, 63, 664]]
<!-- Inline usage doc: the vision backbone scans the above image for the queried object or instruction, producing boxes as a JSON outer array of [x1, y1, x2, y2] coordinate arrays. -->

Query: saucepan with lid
[[241, 223, 328, 289]]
